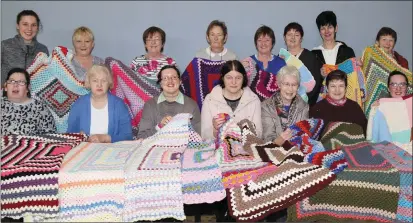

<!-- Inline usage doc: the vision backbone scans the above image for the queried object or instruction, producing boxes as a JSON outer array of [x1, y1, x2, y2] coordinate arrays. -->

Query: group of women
[[1, 10, 410, 145]]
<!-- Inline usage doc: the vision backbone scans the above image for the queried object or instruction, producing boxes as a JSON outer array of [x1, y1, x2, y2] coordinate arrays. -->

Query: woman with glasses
[[130, 26, 177, 80], [261, 65, 309, 144], [1, 67, 56, 135], [310, 69, 367, 136], [201, 60, 262, 140], [137, 65, 201, 139]]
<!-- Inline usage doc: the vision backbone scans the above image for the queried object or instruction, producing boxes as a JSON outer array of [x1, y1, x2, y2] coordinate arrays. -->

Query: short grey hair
[[276, 65, 301, 86]]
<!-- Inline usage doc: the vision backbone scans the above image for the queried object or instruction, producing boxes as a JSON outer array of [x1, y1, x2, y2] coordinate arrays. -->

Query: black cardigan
[[311, 41, 355, 65]]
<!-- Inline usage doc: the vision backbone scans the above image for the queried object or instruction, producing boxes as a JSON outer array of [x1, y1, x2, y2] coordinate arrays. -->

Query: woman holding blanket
[[1, 10, 49, 85], [67, 64, 132, 143], [374, 27, 409, 69], [284, 22, 322, 106], [202, 60, 262, 140], [310, 70, 367, 136], [130, 26, 177, 80], [137, 65, 201, 139], [261, 65, 309, 145], [195, 20, 237, 61]]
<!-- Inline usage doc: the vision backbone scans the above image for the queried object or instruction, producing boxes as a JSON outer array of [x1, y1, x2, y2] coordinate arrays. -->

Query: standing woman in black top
[[283, 22, 322, 106], [1, 10, 49, 85]]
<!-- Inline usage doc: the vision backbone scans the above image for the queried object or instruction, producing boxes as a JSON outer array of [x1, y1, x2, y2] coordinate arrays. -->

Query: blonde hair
[[84, 65, 113, 90], [277, 65, 301, 86], [72, 26, 94, 43]]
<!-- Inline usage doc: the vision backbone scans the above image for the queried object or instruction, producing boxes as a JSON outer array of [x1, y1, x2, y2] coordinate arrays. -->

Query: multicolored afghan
[[362, 44, 413, 117], [279, 48, 316, 102], [1, 133, 86, 221], [180, 58, 226, 109], [27, 46, 89, 133], [216, 118, 336, 222], [106, 57, 161, 138], [318, 58, 366, 108], [242, 57, 279, 101], [58, 141, 141, 222], [367, 95, 412, 149]]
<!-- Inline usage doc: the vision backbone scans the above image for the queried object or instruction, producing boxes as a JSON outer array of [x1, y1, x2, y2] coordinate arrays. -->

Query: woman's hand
[[88, 134, 111, 143], [212, 115, 226, 136], [371, 100, 380, 108], [159, 115, 173, 128], [273, 129, 293, 146]]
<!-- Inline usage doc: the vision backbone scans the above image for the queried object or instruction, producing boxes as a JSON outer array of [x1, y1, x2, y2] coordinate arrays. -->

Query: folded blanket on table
[[106, 57, 161, 138], [362, 44, 413, 117], [28, 46, 89, 133], [279, 48, 316, 102], [180, 58, 226, 110], [318, 58, 366, 109], [1, 133, 86, 222]]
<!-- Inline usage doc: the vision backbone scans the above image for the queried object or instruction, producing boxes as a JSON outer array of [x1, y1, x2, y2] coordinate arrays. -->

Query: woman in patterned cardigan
[[130, 26, 177, 81], [1, 68, 56, 136]]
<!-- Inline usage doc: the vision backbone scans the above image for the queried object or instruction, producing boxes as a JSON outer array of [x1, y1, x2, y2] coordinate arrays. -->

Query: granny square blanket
[[1, 133, 86, 221], [27, 46, 89, 133], [362, 45, 413, 117], [106, 57, 161, 137]]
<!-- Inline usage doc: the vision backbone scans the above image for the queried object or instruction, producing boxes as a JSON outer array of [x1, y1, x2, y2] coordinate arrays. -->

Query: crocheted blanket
[[319, 122, 366, 150], [27, 46, 89, 133], [318, 58, 366, 109], [58, 141, 141, 222], [216, 116, 336, 221], [106, 57, 161, 138], [242, 57, 279, 101], [367, 95, 412, 148], [279, 48, 316, 102], [288, 122, 412, 222], [1, 133, 86, 221], [362, 45, 413, 117], [180, 58, 226, 109]]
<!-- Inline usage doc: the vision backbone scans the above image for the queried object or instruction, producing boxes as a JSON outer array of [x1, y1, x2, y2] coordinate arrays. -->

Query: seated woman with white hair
[[261, 65, 309, 145], [67, 64, 133, 143]]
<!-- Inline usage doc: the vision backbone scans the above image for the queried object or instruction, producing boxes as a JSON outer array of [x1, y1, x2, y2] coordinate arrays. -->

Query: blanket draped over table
[[1, 133, 86, 222], [106, 57, 161, 137], [362, 45, 413, 117], [180, 58, 226, 110], [27, 46, 89, 133], [318, 58, 366, 109], [367, 95, 412, 155], [279, 48, 316, 102], [287, 121, 413, 222]]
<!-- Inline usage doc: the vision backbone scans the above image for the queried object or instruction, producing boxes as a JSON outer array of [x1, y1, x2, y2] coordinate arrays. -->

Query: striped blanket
[[288, 122, 413, 222], [362, 45, 413, 117], [1, 133, 86, 221], [106, 57, 161, 138], [27, 46, 89, 133], [279, 48, 316, 102], [318, 58, 366, 109], [180, 58, 226, 110]]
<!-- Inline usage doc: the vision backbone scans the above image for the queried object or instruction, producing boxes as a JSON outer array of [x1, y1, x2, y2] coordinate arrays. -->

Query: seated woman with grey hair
[[67, 64, 132, 143], [137, 65, 201, 139], [71, 26, 104, 81], [261, 65, 309, 145], [195, 20, 237, 61]]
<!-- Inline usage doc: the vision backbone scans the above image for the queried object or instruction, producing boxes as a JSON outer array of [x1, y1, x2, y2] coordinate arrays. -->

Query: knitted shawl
[[1, 133, 86, 221], [318, 58, 366, 109], [27, 46, 90, 133], [180, 57, 226, 110], [215, 115, 336, 222], [279, 48, 316, 102], [367, 95, 412, 149], [362, 45, 413, 117], [242, 57, 279, 101], [288, 122, 412, 222], [106, 57, 161, 138]]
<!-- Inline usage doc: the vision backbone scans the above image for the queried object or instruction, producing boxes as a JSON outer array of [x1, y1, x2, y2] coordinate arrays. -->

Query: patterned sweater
[[0, 97, 56, 135], [130, 54, 176, 81], [1, 35, 49, 85]]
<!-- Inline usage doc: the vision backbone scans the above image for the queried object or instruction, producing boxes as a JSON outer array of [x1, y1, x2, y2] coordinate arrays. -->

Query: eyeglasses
[[161, 76, 179, 82], [281, 82, 299, 88], [6, 80, 27, 86], [389, 82, 408, 88]]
